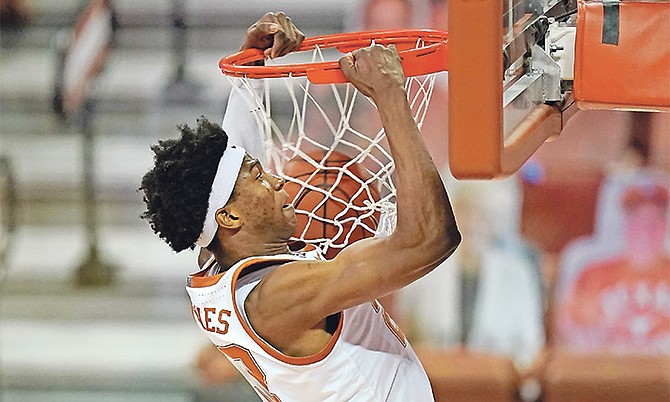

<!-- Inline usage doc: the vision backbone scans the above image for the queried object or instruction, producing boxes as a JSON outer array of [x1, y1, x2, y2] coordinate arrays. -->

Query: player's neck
[[214, 238, 291, 270]]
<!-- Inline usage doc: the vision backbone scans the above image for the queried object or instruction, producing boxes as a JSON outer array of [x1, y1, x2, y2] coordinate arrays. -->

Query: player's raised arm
[[331, 44, 461, 299], [247, 44, 460, 352], [199, 12, 304, 268], [222, 11, 305, 162]]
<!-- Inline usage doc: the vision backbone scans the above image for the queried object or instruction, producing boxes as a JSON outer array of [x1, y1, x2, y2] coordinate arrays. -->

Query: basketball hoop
[[220, 29, 448, 84], [219, 30, 448, 257]]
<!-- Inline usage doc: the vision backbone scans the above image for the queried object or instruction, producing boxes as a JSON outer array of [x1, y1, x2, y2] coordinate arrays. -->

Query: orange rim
[[219, 29, 449, 84]]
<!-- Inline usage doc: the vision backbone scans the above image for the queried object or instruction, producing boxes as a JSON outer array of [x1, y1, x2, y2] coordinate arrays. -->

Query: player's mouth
[[281, 197, 295, 216], [281, 192, 293, 210]]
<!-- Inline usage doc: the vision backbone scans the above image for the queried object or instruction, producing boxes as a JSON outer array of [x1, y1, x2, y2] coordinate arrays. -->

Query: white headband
[[195, 145, 246, 247]]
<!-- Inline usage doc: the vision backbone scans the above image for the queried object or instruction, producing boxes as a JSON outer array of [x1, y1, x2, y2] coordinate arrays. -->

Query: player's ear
[[215, 206, 243, 230]]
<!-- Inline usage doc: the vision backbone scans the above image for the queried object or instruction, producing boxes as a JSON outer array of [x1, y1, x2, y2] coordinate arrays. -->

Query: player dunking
[[140, 12, 460, 401]]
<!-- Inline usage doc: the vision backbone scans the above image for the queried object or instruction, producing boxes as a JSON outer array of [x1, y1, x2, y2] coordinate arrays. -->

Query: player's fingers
[[268, 30, 287, 59], [269, 14, 304, 58], [269, 31, 303, 59], [387, 43, 398, 55], [240, 12, 282, 51], [289, 28, 305, 52], [267, 34, 294, 59], [245, 22, 278, 41], [240, 24, 275, 51], [386, 44, 403, 65], [338, 52, 356, 77], [253, 21, 280, 36]]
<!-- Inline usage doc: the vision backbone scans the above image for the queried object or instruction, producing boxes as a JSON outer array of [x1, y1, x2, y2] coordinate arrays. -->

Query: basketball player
[[140, 12, 461, 401]]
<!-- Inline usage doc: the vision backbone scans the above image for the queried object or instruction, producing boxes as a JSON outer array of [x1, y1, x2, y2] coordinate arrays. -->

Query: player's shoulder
[[189, 244, 324, 289]]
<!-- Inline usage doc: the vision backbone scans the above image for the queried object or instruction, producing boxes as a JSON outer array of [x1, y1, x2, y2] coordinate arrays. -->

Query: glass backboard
[[448, 0, 577, 179]]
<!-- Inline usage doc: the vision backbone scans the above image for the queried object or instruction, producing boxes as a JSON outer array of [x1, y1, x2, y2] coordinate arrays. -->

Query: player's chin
[[281, 203, 295, 215], [283, 206, 298, 226]]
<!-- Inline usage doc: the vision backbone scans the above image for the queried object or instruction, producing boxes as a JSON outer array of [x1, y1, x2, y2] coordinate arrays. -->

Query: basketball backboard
[[448, 0, 578, 179]]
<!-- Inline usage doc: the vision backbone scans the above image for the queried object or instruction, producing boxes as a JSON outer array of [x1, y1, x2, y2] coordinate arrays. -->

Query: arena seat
[[416, 346, 520, 402], [541, 351, 670, 402]]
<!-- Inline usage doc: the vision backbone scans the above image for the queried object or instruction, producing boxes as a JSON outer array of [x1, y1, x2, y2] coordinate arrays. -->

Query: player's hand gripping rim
[[240, 11, 305, 65]]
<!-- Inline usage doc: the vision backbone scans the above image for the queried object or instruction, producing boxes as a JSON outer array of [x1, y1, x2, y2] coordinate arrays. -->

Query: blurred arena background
[[1, 1, 668, 402]]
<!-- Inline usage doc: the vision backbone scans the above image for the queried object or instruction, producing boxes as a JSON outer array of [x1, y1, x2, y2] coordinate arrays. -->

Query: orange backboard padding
[[502, 105, 562, 173], [448, 0, 560, 179], [574, 0, 670, 112]]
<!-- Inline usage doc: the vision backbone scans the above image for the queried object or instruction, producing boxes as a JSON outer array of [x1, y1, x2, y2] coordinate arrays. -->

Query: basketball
[[282, 150, 380, 259]]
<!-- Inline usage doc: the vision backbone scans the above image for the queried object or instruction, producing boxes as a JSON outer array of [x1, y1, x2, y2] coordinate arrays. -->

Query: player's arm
[[247, 45, 460, 352], [222, 12, 304, 163], [222, 80, 266, 165], [199, 12, 303, 267], [332, 44, 461, 296]]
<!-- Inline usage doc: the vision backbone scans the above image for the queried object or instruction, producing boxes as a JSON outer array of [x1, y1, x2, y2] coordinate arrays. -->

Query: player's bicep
[[321, 236, 429, 307], [265, 236, 417, 318], [247, 236, 438, 346]]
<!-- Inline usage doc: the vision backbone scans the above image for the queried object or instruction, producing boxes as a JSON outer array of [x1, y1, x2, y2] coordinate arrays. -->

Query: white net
[[225, 41, 439, 258]]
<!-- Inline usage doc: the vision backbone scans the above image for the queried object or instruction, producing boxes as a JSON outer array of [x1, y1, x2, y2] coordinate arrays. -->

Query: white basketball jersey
[[186, 246, 435, 402]]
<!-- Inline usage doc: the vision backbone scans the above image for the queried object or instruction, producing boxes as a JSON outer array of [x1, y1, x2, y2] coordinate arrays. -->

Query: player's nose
[[271, 174, 285, 191]]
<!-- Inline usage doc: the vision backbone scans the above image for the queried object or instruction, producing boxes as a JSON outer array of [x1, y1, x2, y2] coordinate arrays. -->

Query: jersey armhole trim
[[231, 257, 343, 366], [188, 244, 323, 289], [188, 262, 224, 288]]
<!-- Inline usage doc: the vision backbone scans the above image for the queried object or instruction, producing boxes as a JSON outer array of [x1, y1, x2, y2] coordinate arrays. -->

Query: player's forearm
[[375, 91, 460, 262]]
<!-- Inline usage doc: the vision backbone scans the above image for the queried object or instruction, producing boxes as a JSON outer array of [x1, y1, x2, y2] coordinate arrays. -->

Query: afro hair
[[140, 116, 229, 252]]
